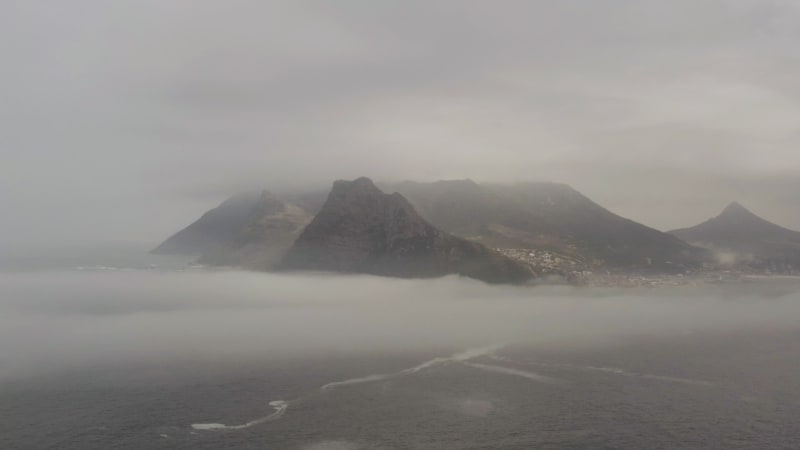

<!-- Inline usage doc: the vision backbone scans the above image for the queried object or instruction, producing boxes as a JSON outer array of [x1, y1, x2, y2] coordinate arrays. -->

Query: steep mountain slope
[[155, 178, 710, 274], [670, 202, 800, 271], [280, 178, 534, 284], [151, 191, 263, 255], [152, 191, 313, 269], [386, 180, 706, 272], [199, 191, 313, 269]]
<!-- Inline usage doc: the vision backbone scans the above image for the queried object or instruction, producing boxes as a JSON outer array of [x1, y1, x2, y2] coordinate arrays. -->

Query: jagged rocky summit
[[279, 177, 535, 284]]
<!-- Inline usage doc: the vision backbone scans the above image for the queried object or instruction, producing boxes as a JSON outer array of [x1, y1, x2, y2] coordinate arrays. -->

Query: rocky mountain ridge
[[156, 179, 800, 282], [279, 178, 534, 284], [384, 179, 707, 272]]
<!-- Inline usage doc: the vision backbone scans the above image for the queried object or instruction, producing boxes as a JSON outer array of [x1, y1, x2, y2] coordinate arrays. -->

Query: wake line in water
[[491, 355, 715, 387], [191, 400, 289, 430], [462, 362, 560, 384], [321, 344, 504, 391], [192, 344, 504, 432]]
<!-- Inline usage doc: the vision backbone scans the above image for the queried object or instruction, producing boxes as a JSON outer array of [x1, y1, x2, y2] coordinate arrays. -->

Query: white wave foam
[[563, 362, 713, 386], [639, 374, 715, 386], [321, 344, 503, 391], [192, 345, 505, 432], [321, 374, 398, 390], [191, 400, 288, 431], [191, 423, 227, 430], [462, 362, 559, 384], [502, 356, 714, 387]]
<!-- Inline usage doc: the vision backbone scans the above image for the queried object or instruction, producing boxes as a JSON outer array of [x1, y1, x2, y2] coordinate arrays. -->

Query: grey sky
[[2, 0, 800, 247]]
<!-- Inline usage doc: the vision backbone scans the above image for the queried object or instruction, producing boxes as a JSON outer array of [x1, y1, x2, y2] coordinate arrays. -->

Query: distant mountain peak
[[670, 201, 800, 271], [719, 201, 754, 217], [710, 202, 779, 231]]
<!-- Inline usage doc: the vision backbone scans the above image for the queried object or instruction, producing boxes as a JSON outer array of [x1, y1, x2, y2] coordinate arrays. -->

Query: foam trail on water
[[321, 344, 504, 391], [639, 374, 715, 386], [321, 374, 398, 390], [192, 344, 505, 431], [498, 356, 714, 387], [191, 400, 289, 431], [401, 357, 450, 374], [462, 362, 559, 384]]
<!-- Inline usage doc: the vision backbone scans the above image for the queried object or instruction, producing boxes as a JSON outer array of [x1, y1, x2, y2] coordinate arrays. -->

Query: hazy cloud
[[2, 0, 800, 246], [2, 270, 800, 380]]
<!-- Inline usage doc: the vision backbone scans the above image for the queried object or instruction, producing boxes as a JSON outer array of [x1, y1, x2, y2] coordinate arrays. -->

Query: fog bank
[[1, 270, 799, 381]]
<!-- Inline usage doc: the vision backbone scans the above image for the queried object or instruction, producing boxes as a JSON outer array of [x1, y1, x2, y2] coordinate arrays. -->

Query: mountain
[[279, 178, 535, 284], [152, 191, 264, 255], [384, 180, 706, 272], [152, 191, 313, 269], [156, 178, 709, 274], [670, 202, 800, 272]]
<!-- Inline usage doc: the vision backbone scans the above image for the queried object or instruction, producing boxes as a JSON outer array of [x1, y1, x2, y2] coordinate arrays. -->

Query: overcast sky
[[2, 0, 800, 247]]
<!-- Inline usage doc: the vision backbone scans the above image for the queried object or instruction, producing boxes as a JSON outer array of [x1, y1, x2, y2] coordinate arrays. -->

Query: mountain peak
[[670, 201, 800, 270], [331, 177, 382, 195], [280, 178, 534, 284], [720, 201, 753, 217]]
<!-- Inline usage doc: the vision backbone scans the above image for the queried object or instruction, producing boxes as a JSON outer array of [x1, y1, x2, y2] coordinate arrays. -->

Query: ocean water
[[1, 250, 800, 449]]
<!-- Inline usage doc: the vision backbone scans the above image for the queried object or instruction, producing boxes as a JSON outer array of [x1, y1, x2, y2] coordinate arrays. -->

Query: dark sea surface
[[2, 249, 800, 449]]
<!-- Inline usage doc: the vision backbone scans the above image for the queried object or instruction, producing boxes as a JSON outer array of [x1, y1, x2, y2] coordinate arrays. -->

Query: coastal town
[[496, 247, 799, 288]]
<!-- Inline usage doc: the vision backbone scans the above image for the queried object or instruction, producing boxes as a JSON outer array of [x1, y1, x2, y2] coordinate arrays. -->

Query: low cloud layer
[[3, 1, 800, 246], [2, 270, 800, 381]]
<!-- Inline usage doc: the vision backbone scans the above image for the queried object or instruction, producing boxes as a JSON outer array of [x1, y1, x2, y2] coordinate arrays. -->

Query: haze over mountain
[[5, 1, 800, 250], [670, 202, 800, 272], [152, 191, 263, 255], [153, 191, 313, 269], [387, 180, 707, 272], [155, 178, 711, 278], [279, 178, 533, 284]]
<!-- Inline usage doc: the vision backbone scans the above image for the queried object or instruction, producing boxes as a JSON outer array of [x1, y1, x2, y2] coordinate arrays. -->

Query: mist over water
[[2, 265, 800, 448], [2, 269, 800, 381]]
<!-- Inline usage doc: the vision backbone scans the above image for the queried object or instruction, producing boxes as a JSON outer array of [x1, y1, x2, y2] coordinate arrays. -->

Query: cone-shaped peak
[[718, 201, 757, 218], [723, 201, 747, 213]]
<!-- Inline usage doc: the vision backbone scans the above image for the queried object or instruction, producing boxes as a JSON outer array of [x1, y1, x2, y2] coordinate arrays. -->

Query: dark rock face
[[384, 180, 707, 272], [280, 178, 534, 284], [670, 202, 800, 272]]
